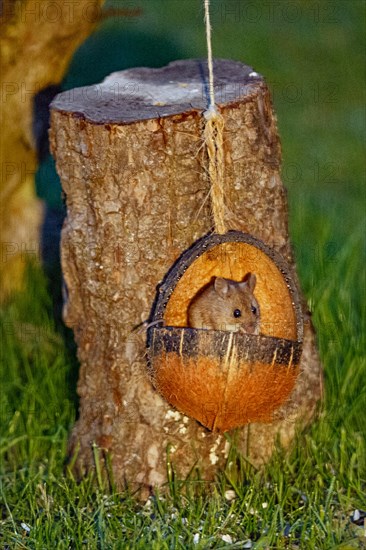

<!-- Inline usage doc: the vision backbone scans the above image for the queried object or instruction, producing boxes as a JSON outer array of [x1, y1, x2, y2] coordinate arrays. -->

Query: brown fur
[[188, 273, 260, 334]]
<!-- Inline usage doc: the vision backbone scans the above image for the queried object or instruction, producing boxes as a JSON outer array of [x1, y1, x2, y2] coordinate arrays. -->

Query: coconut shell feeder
[[148, 231, 303, 432]]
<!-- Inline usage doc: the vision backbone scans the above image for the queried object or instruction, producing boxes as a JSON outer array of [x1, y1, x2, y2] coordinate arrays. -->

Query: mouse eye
[[251, 306, 257, 315], [233, 309, 241, 318]]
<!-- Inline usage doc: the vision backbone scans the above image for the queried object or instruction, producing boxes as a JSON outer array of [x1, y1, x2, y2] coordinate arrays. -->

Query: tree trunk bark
[[50, 59, 323, 489], [0, 0, 105, 299]]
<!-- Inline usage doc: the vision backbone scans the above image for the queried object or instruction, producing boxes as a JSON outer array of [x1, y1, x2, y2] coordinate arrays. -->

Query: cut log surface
[[50, 59, 323, 490], [52, 59, 260, 123]]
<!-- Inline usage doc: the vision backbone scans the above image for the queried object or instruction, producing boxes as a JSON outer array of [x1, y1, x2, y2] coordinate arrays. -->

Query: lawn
[[1, 0, 365, 548]]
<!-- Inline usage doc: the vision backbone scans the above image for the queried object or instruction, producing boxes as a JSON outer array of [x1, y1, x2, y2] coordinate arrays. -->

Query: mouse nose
[[243, 322, 257, 334]]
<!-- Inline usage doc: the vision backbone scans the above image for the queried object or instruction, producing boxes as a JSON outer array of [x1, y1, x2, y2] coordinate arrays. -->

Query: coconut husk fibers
[[152, 353, 299, 432]]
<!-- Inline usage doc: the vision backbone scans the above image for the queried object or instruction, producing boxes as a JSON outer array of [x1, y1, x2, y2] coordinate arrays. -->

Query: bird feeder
[[148, 231, 303, 432]]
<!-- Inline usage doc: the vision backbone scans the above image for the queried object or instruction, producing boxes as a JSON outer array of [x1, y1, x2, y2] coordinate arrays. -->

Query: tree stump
[[50, 59, 323, 489]]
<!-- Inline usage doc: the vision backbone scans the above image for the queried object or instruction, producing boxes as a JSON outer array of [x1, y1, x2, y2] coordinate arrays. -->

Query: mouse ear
[[214, 277, 230, 298], [242, 272, 257, 292]]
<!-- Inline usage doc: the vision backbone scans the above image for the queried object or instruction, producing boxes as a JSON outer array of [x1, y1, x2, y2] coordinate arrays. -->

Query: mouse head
[[213, 273, 260, 334]]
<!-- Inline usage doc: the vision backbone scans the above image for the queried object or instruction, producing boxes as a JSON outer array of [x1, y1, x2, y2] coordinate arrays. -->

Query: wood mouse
[[188, 273, 260, 334]]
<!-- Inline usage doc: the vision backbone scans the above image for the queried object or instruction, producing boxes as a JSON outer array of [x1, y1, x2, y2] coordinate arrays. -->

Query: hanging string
[[204, 0, 215, 111], [203, 0, 226, 234]]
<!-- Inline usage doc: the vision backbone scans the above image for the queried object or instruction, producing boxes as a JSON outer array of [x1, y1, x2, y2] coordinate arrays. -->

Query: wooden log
[[50, 59, 323, 489]]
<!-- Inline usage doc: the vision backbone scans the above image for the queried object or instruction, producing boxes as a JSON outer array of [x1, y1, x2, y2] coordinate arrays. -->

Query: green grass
[[1, 230, 364, 548], [1, 0, 366, 547]]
